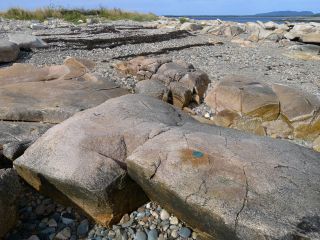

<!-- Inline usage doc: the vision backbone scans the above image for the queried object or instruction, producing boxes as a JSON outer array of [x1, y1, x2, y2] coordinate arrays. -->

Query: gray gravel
[[5, 181, 195, 240]]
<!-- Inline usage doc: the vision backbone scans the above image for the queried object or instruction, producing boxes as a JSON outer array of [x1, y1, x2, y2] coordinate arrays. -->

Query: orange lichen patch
[[63, 57, 88, 80], [115, 56, 145, 76], [91, 213, 115, 226], [231, 117, 266, 136], [212, 110, 240, 127], [293, 114, 320, 141], [246, 103, 280, 121], [15, 165, 42, 191], [211, 185, 246, 203], [313, 136, 320, 152], [180, 149, 210, 166], [73, 58, 96, 70]]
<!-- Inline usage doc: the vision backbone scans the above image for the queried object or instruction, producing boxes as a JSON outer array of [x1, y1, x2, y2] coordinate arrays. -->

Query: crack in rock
[[185, 179, 208, 204], [148, 127, 171, 140], [234, 168, 249, 234], [149, 154, 164, 180]]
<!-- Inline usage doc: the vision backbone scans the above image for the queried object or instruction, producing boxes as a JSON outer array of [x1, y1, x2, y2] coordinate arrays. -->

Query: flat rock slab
[[0, 58, 128, 123], [14, 95, 320, 239], [8, 33, 48, 49]]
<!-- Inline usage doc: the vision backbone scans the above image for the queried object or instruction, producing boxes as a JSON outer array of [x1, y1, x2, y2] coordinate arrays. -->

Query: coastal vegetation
[[0, 7, 158, 23], [179, 17, 189, 24]]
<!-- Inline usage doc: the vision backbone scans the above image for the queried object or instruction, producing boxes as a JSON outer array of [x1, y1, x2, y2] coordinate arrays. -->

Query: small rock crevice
[[234, 168, 249, 234], [185, 179, 208, 205], [149, 154, 163, 180], [97, 151, 127, 170]]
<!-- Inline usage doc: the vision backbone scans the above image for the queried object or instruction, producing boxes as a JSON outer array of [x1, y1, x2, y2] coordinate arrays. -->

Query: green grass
[[98, 8, 158, 21], [179, 17, 189, 24], [0, 7, 158, 23]]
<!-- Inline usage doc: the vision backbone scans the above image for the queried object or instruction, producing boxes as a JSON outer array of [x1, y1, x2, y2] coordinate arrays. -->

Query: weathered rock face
[[302, 33, 320, 44], [116, 57, 209, 108], [128, 124, 320, 240], [0, 122, 52, 162], [282, 23, 320, 43], [272, 84, 320, 140], [205, 76, 320, 144], [135, 80, 168, 100], [0, 169, 21, 238], [14, 95, 191, 226], [15, 94, 320, 239], [8, 33, 48, 49], [248, 29, 284, 42], [288, 44, 320, 55], [202, 23, 245, 37], [263, 21, 279, 30], [205, 75, 280, 121], [0, 58, 128, 123], [0, 40, 20, 63], [180, 22, 203, 31]]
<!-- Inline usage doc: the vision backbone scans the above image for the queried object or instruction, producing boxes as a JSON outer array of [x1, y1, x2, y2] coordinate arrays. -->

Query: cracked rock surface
[[14, 94, 320, 240]]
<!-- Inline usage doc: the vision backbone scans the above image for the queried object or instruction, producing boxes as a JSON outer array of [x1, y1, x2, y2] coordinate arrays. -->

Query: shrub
[[61, 10, 87, 24], [179, 17, 189, 24]]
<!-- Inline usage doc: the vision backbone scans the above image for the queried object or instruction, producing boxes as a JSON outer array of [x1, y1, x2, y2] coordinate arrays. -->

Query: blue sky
[[0, 0, 319, 15]]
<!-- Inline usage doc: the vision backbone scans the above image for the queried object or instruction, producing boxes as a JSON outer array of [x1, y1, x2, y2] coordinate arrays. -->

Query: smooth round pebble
[[160, 209, 170, 220], [178, 227, 192, 238], [171, 229, 178, 238], [147, 229, 158, 240], [192, 232, 198, 239], [170, 216, 179, 225], [77, 219, 89, 236], [134, 230, 147, 240], [27, 235, 40, 240]]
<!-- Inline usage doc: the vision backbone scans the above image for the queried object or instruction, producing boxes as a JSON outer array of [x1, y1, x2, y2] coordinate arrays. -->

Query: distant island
[[255, 11, 314, 17]]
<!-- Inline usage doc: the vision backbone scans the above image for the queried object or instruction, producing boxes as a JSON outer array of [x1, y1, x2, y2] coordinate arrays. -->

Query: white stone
[[160, 209, 170, 220], [169, 216, 179, 225]]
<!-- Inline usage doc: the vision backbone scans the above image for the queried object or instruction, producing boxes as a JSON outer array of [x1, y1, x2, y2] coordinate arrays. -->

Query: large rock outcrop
[[14, 95, 191, 226], [0, 58, 128, 164], [0, 57, 128, 123], [116, 57, 210, 108], [127, 121, 320, 240], [272, 84, 320, 140], [15, 95, 320, 239], [205, 75, 280, 121], [0, 169, 21, 238], [205, 76, 320, 143], [302, 33, 320, 44]]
